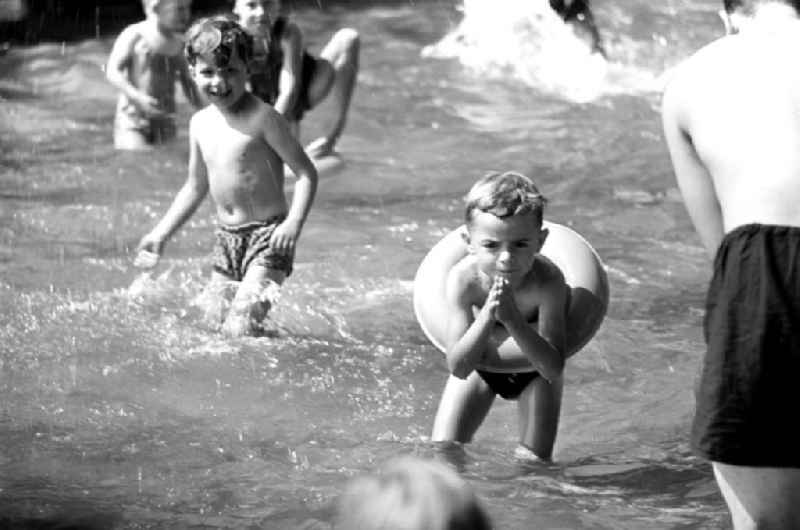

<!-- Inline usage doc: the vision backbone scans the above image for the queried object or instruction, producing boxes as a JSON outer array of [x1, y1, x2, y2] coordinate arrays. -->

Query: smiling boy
[[136, 16, 317, 336]]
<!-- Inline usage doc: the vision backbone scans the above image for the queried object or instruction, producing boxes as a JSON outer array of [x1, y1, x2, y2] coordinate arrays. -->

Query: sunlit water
[[1, 0, 732, 528]]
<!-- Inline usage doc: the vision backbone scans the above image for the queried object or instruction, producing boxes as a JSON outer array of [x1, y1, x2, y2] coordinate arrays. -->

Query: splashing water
[[422, 0, 661, 102]]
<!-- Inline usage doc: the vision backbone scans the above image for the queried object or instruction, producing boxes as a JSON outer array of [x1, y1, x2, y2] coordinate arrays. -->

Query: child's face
[[190, 49, 249, 109], [155, 0, 192, 33], [233, 0, 280, 35], [467, 210, 546, 286]]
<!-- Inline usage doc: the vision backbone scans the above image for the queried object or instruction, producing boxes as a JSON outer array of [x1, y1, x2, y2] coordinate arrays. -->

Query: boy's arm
[[445, 267, 498, 379], [262, 107, 318, 254], [495, 274, 566, 382], [138, 117, 209, 253], [661, 77, 724, 258], [273, 22, 304, 117], [106, 25, 164, 117]]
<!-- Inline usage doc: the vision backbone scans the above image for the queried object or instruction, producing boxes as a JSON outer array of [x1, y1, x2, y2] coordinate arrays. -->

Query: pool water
[[0, 0, 731, 528]]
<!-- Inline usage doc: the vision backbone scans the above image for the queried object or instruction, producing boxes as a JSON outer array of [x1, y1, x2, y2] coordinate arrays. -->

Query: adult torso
[[676, 25, 800, 231]]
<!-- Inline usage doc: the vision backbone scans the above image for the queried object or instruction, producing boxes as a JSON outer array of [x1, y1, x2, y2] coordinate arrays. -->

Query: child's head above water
[[142, 0, 192, 32], [231, 0, 282, 35], [335, 456, 493, 530], [464, 171, 548, 229], [185, 15, 254, 68]]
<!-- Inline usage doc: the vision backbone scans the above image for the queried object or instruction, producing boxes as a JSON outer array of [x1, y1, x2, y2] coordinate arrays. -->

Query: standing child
[[136, 16, 318, 337], [431, 172, 569, 461], [231, 0, 359, 158], [107, 0, 203, 150]]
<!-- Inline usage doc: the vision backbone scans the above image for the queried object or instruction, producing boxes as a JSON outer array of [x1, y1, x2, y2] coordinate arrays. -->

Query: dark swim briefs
[[477, 370, 539, 400], [692, 223, 800, 467], [212, 216, 294, 282]]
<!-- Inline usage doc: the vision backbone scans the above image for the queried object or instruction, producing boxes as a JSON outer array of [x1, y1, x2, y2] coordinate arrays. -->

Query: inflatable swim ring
[[413, 221, 609, 373]]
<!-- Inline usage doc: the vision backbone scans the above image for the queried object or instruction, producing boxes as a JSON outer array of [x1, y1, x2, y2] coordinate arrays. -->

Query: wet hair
[[184, 15, 253, 67], [335, 457, 493, 530], [464, 171, 548, 228], [723, 0, 800, 14]]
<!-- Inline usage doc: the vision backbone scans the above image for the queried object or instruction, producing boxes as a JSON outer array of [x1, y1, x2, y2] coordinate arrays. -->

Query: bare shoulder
[[528, 255, 566, 293], [665, 36, 731, 94], [446, 256, 482, 303], [189, 106, 220, 137], [112, 22, 145, 49]]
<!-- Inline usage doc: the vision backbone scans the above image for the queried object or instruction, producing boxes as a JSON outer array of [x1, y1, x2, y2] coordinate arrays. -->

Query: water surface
[[1, 1, 730, 528]]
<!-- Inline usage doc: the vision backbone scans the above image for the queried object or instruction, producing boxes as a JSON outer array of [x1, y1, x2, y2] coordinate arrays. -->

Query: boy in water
[[662, 0, 800, 527], [136, 16, 318, 337], [431, 172, 568, 461], [107, 0, 203, 150], [231, 0, 359, 158]]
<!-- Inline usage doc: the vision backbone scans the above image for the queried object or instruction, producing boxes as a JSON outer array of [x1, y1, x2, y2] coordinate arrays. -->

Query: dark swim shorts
[[477, 370, 539, 400], [212, 216, 294, 282], [692, 223, 800, 467]]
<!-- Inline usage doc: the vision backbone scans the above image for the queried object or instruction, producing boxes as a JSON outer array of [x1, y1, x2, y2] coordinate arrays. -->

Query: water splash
[[422, 0, 661, 102]]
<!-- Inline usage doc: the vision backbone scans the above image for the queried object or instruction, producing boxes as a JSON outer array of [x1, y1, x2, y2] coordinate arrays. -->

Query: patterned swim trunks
[[212, 216, 294, 281]]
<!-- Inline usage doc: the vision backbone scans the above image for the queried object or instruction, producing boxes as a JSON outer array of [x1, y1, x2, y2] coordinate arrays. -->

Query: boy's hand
[[493, 276, 522, 325], [270, 218, 302, 255], [134, 92, 167, 117], [478, 276, 502, 322], [134, 233, 164, 269]]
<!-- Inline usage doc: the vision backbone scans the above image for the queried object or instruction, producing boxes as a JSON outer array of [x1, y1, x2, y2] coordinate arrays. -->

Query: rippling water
[[1, 0, 732, 528]]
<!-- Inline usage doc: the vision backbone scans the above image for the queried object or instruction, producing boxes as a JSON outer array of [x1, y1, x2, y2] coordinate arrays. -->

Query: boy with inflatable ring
[[430, 171, 569, 461]]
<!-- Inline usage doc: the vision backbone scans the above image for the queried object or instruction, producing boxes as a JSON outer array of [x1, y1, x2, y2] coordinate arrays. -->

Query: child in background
[[231, 0, 359, 158], [107, 0, 203, 150], [136, 16, 318, 337], [335, 456, 493, 530], [431, 171, 569, 461]]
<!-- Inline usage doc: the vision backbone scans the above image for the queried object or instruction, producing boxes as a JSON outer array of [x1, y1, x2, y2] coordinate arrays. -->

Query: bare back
[[193, 98, 287, 226], [665, 24, 800, 231]]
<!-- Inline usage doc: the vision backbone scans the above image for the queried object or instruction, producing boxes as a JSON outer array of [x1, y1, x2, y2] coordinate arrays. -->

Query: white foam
[[422, 0, 660, 102]]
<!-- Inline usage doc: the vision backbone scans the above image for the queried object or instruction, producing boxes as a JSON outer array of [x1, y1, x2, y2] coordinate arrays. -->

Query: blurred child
[[431, 171, 569, 461], [335, 456, 493, 530], [107, 0, 203, 150], [136, 16, 317, 337], [232, 0, 359, 158]]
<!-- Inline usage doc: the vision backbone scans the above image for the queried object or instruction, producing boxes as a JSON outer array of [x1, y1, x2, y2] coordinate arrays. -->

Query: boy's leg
[[516, 375, 563, 461], [713, 463, 800, 530], [222, 264, 286, 337], [194, 270, 236, 328], [431, 372, 495, 443], [304, 28, 360, 158]]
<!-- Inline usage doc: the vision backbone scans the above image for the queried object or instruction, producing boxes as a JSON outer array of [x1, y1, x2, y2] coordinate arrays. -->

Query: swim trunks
[[248, 16, 317, 121], [476, 370, 539, 400], [692, 223, 800, 467], [212, 216, 294, 282]]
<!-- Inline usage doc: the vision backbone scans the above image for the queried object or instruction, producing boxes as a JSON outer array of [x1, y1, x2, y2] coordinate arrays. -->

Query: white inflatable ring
[[413, 221, 609, 373]]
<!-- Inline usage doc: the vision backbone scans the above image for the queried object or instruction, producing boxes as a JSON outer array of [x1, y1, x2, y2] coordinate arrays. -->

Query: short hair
[[464, 171, 548, 227], [723, 0, 800, 14], [335, 457, 493, 530], [184, 15, 253, 67]]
